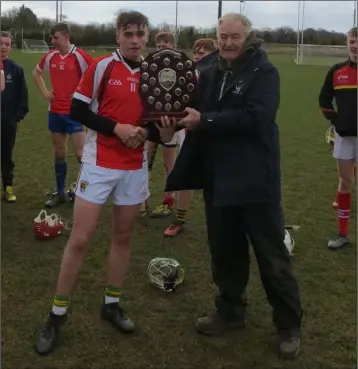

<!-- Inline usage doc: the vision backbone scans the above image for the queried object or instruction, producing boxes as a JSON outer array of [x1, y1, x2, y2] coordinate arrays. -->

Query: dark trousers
[[203, 190, 302, 330], [1, 118, 18, 189]]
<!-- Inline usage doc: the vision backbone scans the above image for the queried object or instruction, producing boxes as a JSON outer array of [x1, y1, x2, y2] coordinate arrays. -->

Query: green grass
[[2, 51, 356, 369]]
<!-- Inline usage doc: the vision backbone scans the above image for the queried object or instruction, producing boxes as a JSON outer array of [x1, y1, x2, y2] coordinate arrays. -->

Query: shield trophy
[[140, 48, 197, 121]]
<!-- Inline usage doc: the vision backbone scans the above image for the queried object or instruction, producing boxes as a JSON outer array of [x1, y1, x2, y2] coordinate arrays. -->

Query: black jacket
[[318, 59, 357, 137], [1, 58, 29, 122], [165, 39, 282, 206]]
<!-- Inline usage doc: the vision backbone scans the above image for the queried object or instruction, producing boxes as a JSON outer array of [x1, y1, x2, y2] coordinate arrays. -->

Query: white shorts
[[163, 130, 185, 148], [333, 133, 357, 160], [75, 162, 149, 206]]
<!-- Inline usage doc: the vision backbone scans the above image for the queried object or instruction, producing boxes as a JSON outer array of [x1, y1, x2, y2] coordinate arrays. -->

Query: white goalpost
[[295, 0, 354, 66], [22, 39, 49, 53]]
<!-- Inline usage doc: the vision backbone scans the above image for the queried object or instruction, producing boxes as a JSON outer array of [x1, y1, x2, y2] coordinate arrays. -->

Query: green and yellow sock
[[52, 294, 70, 316], [104, 285, 121, 304], [176, 209, 187, 224]]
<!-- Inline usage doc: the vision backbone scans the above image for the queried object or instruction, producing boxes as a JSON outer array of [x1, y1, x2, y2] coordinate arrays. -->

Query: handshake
[[114, 116, 178, 149]]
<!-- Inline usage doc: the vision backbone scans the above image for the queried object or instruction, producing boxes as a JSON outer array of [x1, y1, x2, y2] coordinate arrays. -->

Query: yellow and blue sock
[[104, 285, 121, 304], [52, 294, 69, 316], [55, 157, 67, 195]]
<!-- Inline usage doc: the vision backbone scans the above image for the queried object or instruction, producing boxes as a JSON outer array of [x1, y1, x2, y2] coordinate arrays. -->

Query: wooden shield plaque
[[140, 48, 197, 121]]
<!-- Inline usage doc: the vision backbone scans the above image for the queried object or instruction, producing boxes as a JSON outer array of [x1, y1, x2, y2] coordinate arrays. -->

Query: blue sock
[[55, 158, 67, 195]]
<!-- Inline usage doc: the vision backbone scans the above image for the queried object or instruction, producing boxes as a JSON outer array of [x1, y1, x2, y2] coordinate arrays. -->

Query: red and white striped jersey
[[36, 45, 92, 114], [73, 50, 145, 170]]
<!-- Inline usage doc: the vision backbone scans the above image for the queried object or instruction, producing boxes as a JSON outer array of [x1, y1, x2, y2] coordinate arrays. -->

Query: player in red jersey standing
[[34, 11, 176, 356], [33, 23, 92, 208]]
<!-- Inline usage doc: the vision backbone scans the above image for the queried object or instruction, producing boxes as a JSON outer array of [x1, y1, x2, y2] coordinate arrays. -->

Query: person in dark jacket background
[[166, 13, 302, 359], [1, 31, 29, 202]]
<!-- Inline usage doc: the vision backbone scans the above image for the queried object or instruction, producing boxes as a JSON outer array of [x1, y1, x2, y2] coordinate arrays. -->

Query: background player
[[164, 38, 218, 237], [319, 27, 357, 250], [1, 31, 29, 202], [33, 23, 92, 208], [144, 31, 185, 218]]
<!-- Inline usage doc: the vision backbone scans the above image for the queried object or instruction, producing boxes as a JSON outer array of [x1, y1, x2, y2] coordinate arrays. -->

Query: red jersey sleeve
[[0, 60, 3, 71], [73, 60, 97, 104], [82, 51, 93, 69], [75, 48, 93, 77], [37, 51, 53, 72]]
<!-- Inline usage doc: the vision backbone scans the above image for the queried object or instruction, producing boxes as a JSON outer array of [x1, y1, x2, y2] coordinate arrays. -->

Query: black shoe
[[35, 312, 67, 356], [195, 297, 246, 336], [195, 310, 246, 336], [101, 301, 135, 333], [277, 328, 301, 359], [45, 193, 71, 208]]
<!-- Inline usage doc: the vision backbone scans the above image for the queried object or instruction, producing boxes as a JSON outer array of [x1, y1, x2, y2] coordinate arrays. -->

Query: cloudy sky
[[1, 1, 356, 33]]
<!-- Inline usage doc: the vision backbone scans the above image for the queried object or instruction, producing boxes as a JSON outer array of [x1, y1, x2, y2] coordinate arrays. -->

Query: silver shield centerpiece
[[158, 68, 177, 91]]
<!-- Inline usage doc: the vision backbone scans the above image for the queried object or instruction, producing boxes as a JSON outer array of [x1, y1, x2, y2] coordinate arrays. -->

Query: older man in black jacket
[[166, 13, 302, 359]]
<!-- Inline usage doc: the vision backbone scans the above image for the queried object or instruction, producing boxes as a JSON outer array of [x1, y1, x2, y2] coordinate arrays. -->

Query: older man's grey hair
[[217, 13, 252, 36]]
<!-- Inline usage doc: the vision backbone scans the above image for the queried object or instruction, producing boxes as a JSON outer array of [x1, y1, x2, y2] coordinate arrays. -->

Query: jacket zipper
[[219, 71, 228, 101]]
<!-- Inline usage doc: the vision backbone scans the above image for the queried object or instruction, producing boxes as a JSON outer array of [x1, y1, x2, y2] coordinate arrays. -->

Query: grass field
[[2, 50, 356, 369]]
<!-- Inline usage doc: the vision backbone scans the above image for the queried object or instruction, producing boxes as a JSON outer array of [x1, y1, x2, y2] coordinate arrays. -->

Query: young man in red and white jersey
[[319, 27, 357, 250], [34, 11, 176, 356], [164, 38, 218, 237], [33, 23, 92, 208]]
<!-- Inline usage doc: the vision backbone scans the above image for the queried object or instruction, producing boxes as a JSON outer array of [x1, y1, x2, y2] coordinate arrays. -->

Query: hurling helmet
[[148, 257, 184, 292], [326, 125, 335, 146], [33, 210, 64, 240], [284, 230, 295, 256]]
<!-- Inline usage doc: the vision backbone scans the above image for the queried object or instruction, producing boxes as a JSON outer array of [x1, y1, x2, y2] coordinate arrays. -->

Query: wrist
[[114, 123, 123, 135]]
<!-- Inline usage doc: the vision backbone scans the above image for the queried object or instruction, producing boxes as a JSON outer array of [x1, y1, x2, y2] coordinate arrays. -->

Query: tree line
[[1, 5, 348, 50]]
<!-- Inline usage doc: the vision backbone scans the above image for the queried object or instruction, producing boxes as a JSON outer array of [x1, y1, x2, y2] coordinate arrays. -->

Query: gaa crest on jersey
[[80, 180, 88, 193]]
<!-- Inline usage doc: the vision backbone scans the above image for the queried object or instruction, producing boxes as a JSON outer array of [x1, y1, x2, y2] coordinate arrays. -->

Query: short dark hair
[[348, 27, 357, 37], [50, 23, 71, 36], [155, 32, 175, 45], [116, 10, 149, 31], [0, 31, 11, 38]]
